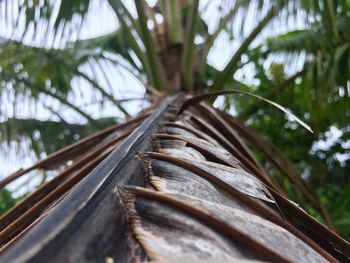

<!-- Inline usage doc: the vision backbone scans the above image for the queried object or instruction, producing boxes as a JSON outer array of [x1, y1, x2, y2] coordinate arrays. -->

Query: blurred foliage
[[0, 189, 17, 216], [0, 117, 117, 157]]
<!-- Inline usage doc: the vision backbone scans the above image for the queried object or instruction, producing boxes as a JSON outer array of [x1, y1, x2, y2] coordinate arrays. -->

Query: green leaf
[[178, 89, 313, 133], [134, 0, 166, 91], [181, 0, 199, 91]]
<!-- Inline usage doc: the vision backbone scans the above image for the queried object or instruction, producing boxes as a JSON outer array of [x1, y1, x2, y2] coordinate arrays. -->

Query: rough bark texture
[[0, 94, 349, 262]]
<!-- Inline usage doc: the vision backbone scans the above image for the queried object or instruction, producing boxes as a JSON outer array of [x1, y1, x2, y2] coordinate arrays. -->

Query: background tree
[[0, 0, 349, 238]]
